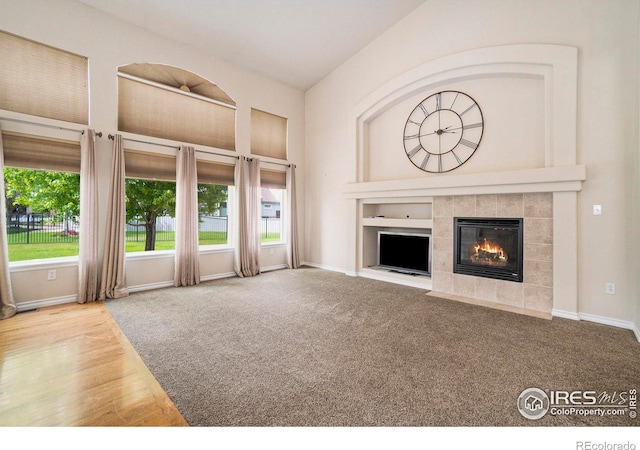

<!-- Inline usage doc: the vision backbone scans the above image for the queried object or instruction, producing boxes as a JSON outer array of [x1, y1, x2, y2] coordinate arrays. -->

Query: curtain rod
[[108, 134, 240, 160], [0, 117, 102, 137], [246, 157, 295, 168]]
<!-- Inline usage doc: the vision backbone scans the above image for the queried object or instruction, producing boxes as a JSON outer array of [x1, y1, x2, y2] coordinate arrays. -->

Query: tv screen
[[377, 231, 430, 275]]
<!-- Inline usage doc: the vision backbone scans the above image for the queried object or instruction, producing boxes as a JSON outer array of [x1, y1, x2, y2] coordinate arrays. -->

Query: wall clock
[[403, 90, 484, 173]]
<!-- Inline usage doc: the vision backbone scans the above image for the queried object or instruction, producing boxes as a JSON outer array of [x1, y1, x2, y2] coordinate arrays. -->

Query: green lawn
[[8, 231, 280, 261], [8, 242, 79, 262]]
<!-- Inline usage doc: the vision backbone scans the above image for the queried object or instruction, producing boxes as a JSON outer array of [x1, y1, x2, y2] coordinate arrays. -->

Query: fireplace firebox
[[453, 217, 523, 282]]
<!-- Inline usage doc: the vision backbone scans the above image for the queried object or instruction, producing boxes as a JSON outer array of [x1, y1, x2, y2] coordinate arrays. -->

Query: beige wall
[[0, 0, 305, 306], [305, 0, 639, 335]]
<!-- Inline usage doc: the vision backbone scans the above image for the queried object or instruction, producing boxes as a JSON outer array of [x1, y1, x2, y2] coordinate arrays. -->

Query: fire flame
[[472, 238, 508, 265]]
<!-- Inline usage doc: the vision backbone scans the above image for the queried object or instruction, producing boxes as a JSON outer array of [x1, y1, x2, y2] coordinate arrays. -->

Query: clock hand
[[419, 125, 459, 137]]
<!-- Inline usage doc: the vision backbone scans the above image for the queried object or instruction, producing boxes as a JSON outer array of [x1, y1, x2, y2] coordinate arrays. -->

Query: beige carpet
[[105, 267, 639, 426]]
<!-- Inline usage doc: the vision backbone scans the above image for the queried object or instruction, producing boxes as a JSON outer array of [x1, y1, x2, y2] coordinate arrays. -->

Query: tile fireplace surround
[[432, 193, 553, 315]]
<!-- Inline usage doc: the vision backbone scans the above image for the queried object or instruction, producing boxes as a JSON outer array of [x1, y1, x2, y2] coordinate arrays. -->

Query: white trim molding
[[16, 294, 78, 312]]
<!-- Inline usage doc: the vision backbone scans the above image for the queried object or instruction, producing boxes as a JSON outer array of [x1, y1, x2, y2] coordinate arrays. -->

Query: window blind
[[123, 149, 236, 186], [251, 108, 287, 160], [197, 160, 235, 186], [124, 149, 176, 182], [1, 131, 80, 173], [260, 168, 286, 189], [0, 30, 88, 124], [118, 76, 236, 151]]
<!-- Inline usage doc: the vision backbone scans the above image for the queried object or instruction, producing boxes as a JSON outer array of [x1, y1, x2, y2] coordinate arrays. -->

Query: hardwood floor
[[0, 302, 188, 426]]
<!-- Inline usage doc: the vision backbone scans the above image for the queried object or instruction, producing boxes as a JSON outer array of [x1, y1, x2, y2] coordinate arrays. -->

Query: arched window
[[117, 63, 236, 150]]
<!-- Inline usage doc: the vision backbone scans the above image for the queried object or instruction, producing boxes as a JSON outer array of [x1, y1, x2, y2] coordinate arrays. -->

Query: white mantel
[[344, 165, 586, 199]]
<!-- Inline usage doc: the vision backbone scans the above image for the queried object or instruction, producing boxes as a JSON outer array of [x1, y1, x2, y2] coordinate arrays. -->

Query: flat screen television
[[377, 231, 431, 276]]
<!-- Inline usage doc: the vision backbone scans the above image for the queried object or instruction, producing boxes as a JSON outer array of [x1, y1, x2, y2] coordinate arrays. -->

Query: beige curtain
[[77, 129, 99, 303], [234, 157, 261, 277], [175, 145, 200, 286], [286, 164, 300, 269], [0, 129, 16, 319], [99, 134, 129, 299]]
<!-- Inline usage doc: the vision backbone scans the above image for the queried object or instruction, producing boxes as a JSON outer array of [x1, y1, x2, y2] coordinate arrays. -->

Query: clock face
[[403, 91, 484, 173]]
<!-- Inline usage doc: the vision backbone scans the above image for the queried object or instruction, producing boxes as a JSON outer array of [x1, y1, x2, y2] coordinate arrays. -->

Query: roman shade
[[251, 108, 287, 160], [197, 160, 235, 186], [124, 149, 235, 186], [0, 30, 88, 124], [1, 131, 80, 173], [124, 149, 176, 181], [260, 168, 286, 189], [118, 76, 236, 151]]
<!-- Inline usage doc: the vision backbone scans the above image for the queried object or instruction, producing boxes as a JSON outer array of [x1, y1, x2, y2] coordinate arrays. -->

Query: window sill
[[125, 250, 175, 261], [199, 245, 234, 255], [261, 242, 286, 247], [9, 256, 78, 273]]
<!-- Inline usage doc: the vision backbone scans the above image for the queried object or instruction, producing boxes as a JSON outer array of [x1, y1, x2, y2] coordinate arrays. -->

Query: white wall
[[0, 0, 305, 306], [305, 0, 639, 330]]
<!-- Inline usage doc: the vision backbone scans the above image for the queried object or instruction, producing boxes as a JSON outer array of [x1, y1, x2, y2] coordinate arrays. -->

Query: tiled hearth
[[432, 193, 553, 314]]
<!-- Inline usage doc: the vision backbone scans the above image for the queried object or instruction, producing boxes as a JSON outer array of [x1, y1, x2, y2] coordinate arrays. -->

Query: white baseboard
[[551, 309, 580, 321], [200, 272, 236, 282], [130, 267, 287, 291], [301, 261, 348, 274], [578, 312, 637, 333], [261, 264, 288, 273], [553, 309, 639, 343], [127, 280, 175, 293], [16, 294, 77, 312]]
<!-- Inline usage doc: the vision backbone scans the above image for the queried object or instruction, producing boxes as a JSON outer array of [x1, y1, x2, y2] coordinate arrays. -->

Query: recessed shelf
[[362, 217, 433, 228]]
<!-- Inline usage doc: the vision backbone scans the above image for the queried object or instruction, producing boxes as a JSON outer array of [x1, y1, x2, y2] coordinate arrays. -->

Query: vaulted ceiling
[[75, 0, 426, 91]]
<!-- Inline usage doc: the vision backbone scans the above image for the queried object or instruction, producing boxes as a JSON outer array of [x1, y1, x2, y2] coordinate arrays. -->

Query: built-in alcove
[[358, 198, 433, 289]]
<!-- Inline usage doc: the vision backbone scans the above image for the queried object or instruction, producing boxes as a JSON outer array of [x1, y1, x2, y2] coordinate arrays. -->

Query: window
[[0, 30, 88, 124], [260, 169, 286, 244], [251, 108, 287, 160], [260, 187, 283, 243], [124, 150, 176, 253], [117, 63, 236, 150], [196, 159, 235, 247], [2, 132, 81, 262]]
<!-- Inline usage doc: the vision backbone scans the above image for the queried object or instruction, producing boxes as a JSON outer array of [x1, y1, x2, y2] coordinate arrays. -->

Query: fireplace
[[453, 217, 523, 283]]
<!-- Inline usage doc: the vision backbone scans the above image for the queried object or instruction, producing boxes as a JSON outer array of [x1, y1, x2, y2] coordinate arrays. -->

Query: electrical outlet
[[47, 269, 56, 281], [593, 205, 602, 216], [605, 282, 616, 295]]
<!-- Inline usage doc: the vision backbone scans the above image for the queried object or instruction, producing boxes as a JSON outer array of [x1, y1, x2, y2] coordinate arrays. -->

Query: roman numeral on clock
[[407, 144, 422, 158], [463, 122, 482, 130], [459, 103, 477, 116], [420, 153, 430, 170], [460, 138, 478, 149]]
